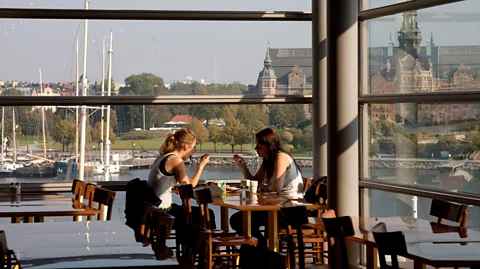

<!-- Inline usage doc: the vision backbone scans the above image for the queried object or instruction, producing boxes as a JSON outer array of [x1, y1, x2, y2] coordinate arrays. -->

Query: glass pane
[[2, 0, 311, 11], [366, 0, 480, 94], [362, 0, 414, 11], [364, 189, 480, 228], [0, 104, 313, 184], [368, 102, 480, 196], [0, 20, 310, 96]]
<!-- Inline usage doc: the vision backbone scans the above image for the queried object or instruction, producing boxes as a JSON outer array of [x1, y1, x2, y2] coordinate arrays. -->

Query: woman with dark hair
[[147, 128, 216, 229], [230, 127, 303, 247]]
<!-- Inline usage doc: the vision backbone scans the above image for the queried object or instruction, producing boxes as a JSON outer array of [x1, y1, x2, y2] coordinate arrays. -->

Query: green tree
[[186, 118, 209, 151], [91, 121, 118, 149], [269, 104, 306, 128], [208, 124, 222, 152], [236, 105, 267, 134], [221, 117, 246, 153], [53, 119, 76, 151]]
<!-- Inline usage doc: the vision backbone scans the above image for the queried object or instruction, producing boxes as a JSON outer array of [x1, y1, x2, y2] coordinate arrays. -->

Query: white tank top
[[147, 153, 178, 209], [263, 152, 304, 198]]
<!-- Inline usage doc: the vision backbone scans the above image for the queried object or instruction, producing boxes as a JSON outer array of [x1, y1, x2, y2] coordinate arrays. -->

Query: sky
[[0, 0, 479, 85]]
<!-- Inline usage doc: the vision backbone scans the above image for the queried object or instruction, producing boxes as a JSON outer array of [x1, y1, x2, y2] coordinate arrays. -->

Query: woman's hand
[[233, 154, 247, 169], [199, 154, 210, 167]]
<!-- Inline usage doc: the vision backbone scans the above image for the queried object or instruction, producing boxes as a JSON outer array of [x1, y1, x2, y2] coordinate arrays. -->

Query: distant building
[[164, 115, 206, 129], [32, 87, 60, 112], [253, 44, 313, 118]]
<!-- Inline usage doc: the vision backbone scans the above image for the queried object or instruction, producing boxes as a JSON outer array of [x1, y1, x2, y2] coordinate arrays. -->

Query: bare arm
[[233, 154, 265, 182], [171, 154, 210, 187]]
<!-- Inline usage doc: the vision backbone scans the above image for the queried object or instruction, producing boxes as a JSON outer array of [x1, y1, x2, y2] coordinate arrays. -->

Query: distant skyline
[[0, 0, 479, 85]]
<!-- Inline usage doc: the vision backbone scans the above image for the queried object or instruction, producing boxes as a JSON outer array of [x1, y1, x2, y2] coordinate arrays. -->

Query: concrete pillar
[[326, 0, 360, 266], [326, 0, 359, 218], [312, 0, 327, 179]]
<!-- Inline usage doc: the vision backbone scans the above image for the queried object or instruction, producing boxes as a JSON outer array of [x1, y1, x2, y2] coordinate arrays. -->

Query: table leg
[[11, 217, 20, 223], [267, 211, 278, 251], [366, 245, 378, 269], [34, 216, 44, 223], [242, 211, 251, 237], [221, 207, 229, 231], [26, 216, 34, 223], [413, 261, 426, 269]]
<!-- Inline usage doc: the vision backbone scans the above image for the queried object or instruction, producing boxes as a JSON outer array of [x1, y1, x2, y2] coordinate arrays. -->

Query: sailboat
[[90, 31, 122, 177], [15, 70, 57, 177], [0, 107, 23, 176]]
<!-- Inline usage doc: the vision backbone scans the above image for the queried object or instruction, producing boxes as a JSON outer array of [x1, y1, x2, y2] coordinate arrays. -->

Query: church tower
[[258, 43, 277, 95], [398, 11, 422, 58]]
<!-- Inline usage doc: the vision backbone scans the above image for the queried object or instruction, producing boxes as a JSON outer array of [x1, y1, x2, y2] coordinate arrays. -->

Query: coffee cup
[[250, 181, 258, 194]]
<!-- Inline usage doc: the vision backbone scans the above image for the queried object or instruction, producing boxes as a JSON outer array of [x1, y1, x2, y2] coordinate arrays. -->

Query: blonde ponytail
[[159, 129, 197, 155]]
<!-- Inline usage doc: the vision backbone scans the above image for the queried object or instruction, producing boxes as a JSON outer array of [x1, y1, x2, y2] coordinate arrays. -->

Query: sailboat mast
[[104, 31, 113, 180], [12, 108, 16, 163], [79, 0, 89, 182], [39, 68, 47, 159], [75, 39, 79, 164], [1, 107, 4, 162], [100, 36, 106, 164]]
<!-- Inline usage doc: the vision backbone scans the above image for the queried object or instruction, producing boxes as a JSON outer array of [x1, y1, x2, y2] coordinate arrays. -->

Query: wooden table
[[309, 216, 480, 268], [2, 220, 180, 268], [212, 192, 327, 251], [0, 196, 99, 223]]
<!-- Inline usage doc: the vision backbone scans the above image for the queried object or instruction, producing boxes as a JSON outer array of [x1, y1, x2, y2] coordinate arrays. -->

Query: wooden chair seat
[[212, 229, 238, 237], [212, 235, 258, 247]]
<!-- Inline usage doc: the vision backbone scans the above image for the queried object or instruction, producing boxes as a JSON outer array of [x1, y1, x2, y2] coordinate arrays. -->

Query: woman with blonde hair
[[147, 128, 215, 228]]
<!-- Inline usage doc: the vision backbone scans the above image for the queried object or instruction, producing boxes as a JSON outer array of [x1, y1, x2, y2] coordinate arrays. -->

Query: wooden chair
[[280, 204, 327, 269], [279, 177, 328, 265], [372, 222, 408, 269], [177, 184, 236, 237], [321, 212, 354, 269], [85, 185, 116, 221], [430, 199, 468, 228], [193, 187, 258, 267], [177, 224, 212, 269], [0, 231, 21, 269]]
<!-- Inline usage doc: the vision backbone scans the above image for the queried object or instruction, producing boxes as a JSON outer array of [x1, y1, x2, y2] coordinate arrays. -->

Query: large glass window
[[0, 104, 313, 184]]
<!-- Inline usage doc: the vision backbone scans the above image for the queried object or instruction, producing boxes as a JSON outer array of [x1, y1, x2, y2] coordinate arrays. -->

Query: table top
[[405, 242, 480, 267], [0, 198, 99, 217], [0, 193, 71, 202], [212, 193, 327, 211], [2, 220, 179, 268], [350, 217, 480, 244]]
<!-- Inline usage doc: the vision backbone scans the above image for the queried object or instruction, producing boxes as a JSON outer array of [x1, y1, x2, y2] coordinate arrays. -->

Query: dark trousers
[[167, 203, 217, 230], [229, 210, 285, 249]]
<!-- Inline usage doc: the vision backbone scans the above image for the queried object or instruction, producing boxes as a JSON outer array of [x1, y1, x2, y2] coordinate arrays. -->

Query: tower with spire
[[398, 11, 422, 59], [257, 42, 277, 95]]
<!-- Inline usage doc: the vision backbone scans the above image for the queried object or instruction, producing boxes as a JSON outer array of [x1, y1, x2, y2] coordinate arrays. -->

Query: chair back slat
[[302, 177, 312, 192], [151, 212, 175, 245], [0, 231, 9, 267], [177, 224, 212, 269], [177, 184, 195, 225], [86, 186, 116, 221], [280, 205, 309, 269], [71, 179, 86, 201], [372, 226, 407, 269], [430, 199, 468, 227], [193, 188, 213, 229], [322, 215, 354, 269]]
